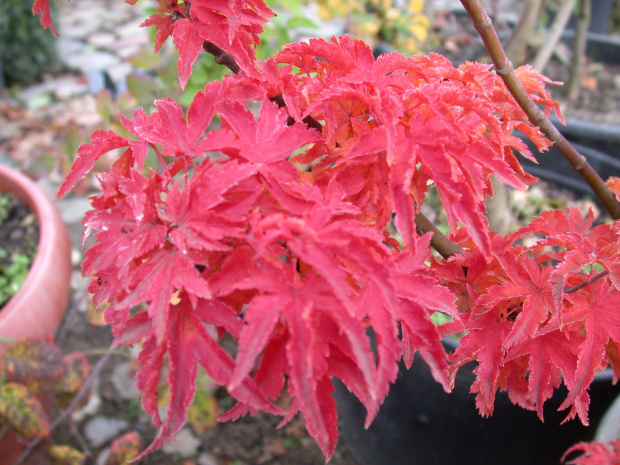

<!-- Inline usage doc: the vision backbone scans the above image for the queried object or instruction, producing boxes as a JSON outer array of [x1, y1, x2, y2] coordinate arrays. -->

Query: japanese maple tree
[[35, 0, 620, 462]]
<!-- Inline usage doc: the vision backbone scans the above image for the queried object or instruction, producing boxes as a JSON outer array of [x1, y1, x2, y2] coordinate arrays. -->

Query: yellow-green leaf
[[49, 444, 84, 465], [54, 353, 90, 411], [0, 382, 49, 438], [3, 339, 68, 388]]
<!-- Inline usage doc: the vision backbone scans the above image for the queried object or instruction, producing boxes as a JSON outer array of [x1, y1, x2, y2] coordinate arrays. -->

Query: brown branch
[[270, 94, 324, 132], [531, 0, 578, 72], [203, 41, 240, 74], [202, 41, 324, 132], [460, 0, 620, 221], [415, 213, 464, 259]]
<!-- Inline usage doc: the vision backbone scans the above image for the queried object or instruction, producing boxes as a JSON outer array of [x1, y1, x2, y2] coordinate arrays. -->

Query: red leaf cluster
[[563, 441, 620, 465], [50, 2, 620, 462], [434, 209, 620, 423], [141, 0, 273, 88]]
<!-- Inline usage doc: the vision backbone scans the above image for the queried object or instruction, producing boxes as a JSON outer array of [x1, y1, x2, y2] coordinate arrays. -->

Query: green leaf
[[126, 72, 159, 106], [275, 0, 303, 15], [0, 382, 49, 438], [187, 370, 219, 433], [286, 16, 318, 29]]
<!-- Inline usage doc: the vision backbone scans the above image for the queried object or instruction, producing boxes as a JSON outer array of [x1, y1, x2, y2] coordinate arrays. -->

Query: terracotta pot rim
[[0, 164, 72, 349]]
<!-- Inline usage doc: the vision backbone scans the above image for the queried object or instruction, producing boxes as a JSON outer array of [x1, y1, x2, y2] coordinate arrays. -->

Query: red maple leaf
[[483, 252, 555, 349], [557, 280, 620, 423], [120, 83, 221, 157], [32, 0, 57, 36], [563, 441, 620, 465], [506, 329, 579, 420], [120, 246, 212, 342], [450, 307, 513, 416], [133, 302, 282, 460], [159, 161, 260, 254], [57, 130, 136, 199]]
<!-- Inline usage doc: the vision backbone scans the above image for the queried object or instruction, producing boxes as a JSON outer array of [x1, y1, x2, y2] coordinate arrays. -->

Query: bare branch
[[460, 0, 620, 220]]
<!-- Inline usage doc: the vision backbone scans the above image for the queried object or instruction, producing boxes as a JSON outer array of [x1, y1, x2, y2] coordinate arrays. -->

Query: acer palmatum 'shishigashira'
[[33, 0, 620, 463]]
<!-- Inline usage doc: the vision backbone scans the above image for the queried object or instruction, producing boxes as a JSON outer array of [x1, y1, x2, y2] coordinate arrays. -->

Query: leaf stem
[[460, 0, 620, 220], [151, 143, 171, 176]]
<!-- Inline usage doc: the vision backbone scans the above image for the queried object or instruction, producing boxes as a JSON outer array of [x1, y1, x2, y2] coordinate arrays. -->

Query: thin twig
[[203, 42, 240, 74], [567, 0, 591, 101], [532, 0, 578, 72], [460, 0, 620, 221], [565, 270, 609, 294], [270, 94, 324, 132], [504, 0, 543, 64], [202, 41, 324, 133]]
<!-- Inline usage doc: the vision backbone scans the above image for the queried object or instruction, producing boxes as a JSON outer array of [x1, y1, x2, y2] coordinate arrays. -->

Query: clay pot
[[0, 164, 72, 462]]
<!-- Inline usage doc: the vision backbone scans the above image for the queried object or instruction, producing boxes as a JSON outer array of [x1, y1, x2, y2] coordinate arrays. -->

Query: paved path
[[56, 0, 152, 88]]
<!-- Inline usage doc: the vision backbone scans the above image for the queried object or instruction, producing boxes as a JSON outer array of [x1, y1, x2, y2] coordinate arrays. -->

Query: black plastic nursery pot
[[551, 31, 620, 158], [549, 115, 620, 162], [518, 137, 620, 197], [335, 338, 620, 465]]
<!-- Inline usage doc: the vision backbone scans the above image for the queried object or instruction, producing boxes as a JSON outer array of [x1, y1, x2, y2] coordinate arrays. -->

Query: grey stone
[[88, 32, 118, 48], [53, 77, 90, 100], [106, 62, 134, 83], [56, 37, 85, 57], [84, 416, 129, 448], [111, 362, 141, 401], [116, 18, 148, 38], [95, 448, 111, 465], [71, 385, 102, 422], [59, 6, 107, 28], [57, 196, 92, 225], [62, 50, 122, 73], [60, 19, 104, 40], [197, 453, 219, 465]]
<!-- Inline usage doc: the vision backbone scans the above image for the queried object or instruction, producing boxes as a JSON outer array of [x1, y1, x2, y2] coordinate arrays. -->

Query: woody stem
[[460, 0, 620, 220]]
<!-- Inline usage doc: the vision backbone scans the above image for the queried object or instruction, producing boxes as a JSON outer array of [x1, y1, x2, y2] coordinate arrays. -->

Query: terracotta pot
[[0, 164, 72, 463]]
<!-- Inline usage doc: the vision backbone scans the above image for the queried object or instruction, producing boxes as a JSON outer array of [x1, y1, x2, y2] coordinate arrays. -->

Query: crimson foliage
[[36, 0, 620, 462]]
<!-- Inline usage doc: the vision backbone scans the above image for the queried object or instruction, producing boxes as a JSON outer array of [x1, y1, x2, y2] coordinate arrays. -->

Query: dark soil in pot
[[0, 191, 38, 309]]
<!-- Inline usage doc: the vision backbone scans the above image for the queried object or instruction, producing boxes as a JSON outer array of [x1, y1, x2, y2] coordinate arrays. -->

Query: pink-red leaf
[[58, 131, 131, 199], [32, 0, 57, 36]]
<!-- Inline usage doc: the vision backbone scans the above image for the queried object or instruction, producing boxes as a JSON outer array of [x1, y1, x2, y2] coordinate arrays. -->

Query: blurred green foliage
[[0, 0, 60, 88]]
